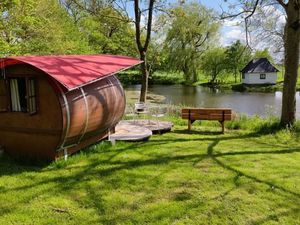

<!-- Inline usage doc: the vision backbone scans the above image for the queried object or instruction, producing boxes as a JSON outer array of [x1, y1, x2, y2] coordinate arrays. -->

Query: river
[[124, 84, 300, 118]]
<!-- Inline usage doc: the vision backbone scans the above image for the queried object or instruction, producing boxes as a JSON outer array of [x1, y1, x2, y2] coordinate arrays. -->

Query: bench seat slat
[[182, 114, 232, 120], [182, 108, 232, 114]]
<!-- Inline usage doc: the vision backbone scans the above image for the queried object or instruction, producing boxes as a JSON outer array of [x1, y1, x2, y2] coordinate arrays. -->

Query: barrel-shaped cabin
[[0, 55, 141, 161]]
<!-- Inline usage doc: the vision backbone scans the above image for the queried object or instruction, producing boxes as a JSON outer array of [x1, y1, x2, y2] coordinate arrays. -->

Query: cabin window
[[260, 74, 266, 79], [9, 77, 37, 114], [242, 73, 245, 79]]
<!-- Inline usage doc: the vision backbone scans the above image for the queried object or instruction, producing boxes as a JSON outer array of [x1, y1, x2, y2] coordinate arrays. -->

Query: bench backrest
[[182, 108, 232, 121]]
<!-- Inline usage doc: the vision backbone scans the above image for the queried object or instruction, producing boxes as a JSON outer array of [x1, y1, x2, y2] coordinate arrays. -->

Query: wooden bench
[[181, 108, 232, 133]]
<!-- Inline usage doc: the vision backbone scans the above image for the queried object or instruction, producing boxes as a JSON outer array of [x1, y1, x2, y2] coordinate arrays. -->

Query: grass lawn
[[0, 121, 300, 224]]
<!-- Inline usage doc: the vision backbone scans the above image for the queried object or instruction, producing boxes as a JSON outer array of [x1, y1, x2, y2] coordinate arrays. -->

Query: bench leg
[[188, 120, 195, 131], [188, 120, 192, 131], [219, 121, 225, 134]]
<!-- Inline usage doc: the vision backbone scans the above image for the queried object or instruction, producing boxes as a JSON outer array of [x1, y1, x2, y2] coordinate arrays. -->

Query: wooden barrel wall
[[0, 65, 63, 160], [0, 65, 125, 160], [55, 75, 126, 157]]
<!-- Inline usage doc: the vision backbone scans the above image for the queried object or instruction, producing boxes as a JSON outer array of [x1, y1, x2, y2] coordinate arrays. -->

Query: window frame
[[0, 78, 9, 112], [26, 78, 37, 115], [260, 73, 266, 80], [6, 75, 38, 115]]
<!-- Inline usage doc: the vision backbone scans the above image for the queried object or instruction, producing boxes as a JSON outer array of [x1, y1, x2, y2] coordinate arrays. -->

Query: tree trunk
[[139, 52, 149, 102], [192, 68, 197, 83], [234, 69, 237, 83], [281, 1, 300, 126], [211, 70, 217, 84], [182, 62, 192, 84], [133, 0, 154, 103]]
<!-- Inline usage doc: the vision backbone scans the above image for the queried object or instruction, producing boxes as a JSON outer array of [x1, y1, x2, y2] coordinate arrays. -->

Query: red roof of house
[[0, 55, 141, 90]]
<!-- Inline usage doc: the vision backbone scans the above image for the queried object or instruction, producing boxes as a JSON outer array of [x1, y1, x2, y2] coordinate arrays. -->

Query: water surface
[[125, 85, 300, 118]]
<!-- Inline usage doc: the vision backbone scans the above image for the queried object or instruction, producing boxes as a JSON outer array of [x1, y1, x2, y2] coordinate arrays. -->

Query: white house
[[241, 58, 279, 84]]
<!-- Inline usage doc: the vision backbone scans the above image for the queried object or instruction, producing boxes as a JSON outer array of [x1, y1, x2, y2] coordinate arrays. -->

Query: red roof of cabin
[[0, 55, 141, 90]]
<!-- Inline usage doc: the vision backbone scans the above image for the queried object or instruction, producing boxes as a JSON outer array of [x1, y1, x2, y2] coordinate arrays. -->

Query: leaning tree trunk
[[281, 1, 300, 126], [139, 51, 149, 102], [133, 0, 154, 103]]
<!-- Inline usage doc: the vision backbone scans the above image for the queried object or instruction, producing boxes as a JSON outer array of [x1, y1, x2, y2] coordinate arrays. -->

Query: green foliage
[[118, 70, 184, 86], [77, 7, 136, 56], [253, 48, 274, 62], [164, 2, 220, 84], [226, 115, 282, 133], [225, 40, 251, 83], [0, 0, 92, 56], [201, 48, 227, 84], [149, 71, 185, 85], [147, 41, 168, 73], [232, 83, 282, 92]]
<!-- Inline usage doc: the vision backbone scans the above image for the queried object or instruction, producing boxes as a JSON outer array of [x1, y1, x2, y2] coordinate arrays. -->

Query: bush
[[226, 114, 282, 134]]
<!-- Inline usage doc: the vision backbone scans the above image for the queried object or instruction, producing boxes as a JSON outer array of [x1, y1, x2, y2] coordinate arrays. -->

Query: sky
[[200, 0, 246, 46]]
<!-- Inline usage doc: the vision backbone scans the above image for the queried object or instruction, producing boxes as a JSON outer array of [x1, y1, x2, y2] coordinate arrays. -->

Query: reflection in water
[[125, 85, 300, 118]]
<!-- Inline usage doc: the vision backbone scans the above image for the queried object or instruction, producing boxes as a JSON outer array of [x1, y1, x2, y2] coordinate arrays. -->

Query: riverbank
[[202, 82, 284, 93], [118, 70, 185, 86], [118, 70, 285, 93], [118, 70, 300, 93], [0, 114, 300, 224]]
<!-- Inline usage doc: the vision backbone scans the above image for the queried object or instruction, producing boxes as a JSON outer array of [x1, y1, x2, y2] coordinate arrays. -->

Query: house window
[[260, 74, 266, 79], [242, 73, 245, 79], [9, 77, 37, 113]]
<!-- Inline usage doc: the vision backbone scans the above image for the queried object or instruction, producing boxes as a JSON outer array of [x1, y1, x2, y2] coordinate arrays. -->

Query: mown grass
[[0, 116, 300, 225]]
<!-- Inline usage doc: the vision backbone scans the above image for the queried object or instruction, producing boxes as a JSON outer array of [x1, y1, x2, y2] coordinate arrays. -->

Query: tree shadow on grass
[[1, 129, 300, 222], [0, 153, 44, 175], [204, 138, 300, 224], [4, 138, 299, 196], [207, 138, 300, 200], [172, 129, 223, 135]]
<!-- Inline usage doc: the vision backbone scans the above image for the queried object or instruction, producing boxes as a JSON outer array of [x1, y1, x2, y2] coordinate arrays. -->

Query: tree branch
[[69, 0, 132, 23], [143, 0, 155, 52], [276, 0, 288, 10], [134, 0, 143, 53]]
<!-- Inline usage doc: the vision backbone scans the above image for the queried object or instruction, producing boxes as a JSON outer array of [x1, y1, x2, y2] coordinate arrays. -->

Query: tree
[[0, 0, 91, 56], [248, 3, 285, 54], [65, 0, 159, 102], [201, 48, 227, 84], [225, 41, 251, 83], [62, 1, 136, 56], [133, 0, 155, 102], [253, 48, 274, 62], [222, 0, 300, 126], [164, 2, 220, 84]]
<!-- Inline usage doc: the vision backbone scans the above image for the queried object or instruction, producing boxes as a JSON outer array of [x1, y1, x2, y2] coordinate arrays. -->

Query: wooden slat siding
[[0, 126, 61, 135]]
